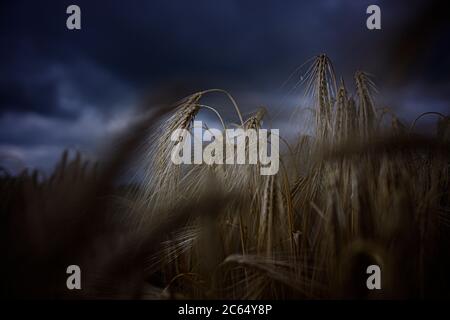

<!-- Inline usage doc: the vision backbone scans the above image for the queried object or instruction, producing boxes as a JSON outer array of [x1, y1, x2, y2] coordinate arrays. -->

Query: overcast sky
[[0, 0, 449, 174]]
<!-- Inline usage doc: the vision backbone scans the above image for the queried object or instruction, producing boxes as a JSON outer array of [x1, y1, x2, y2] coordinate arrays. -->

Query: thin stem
[[410, 112, 446, 132], [201, 89, 244, 126]]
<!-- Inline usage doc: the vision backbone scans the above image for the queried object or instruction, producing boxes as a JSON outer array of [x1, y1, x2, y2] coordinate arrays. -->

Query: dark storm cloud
[[0, 0, 449, 172], [0, 1, 384, 97], [1, 0, 446, 102]]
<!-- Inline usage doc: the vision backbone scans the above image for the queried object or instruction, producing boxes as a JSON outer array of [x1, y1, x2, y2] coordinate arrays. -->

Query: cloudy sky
[[0, 0, 449, 174]]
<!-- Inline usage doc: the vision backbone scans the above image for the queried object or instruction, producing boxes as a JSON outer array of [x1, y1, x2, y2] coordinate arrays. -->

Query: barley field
[[1, 54, 449, 299]]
